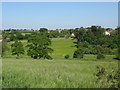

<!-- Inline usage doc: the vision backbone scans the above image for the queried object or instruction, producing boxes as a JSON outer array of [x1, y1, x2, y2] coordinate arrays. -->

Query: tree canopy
[[11, 40, 25, 58], [27, 33, 53, 59]]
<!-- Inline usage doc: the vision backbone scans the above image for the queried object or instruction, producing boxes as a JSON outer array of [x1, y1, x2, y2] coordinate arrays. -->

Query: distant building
[[71, 33, 76, 38], [104, 31, 112, 35]]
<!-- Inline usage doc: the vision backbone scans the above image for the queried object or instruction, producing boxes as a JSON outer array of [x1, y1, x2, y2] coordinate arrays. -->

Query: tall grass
[[2, 59, 118, 88], [2, 38, 119, 88]]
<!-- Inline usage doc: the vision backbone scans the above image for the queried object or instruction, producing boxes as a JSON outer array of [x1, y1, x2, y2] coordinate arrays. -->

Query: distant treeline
[[1, 26, 120, 60]]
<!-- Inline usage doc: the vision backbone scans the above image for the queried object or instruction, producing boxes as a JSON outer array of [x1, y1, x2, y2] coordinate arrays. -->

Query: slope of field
[[4, 38, 116, 61], [4, 38, 76, 59], [2, 38, 119, 88], [50, 38, 76, 59]]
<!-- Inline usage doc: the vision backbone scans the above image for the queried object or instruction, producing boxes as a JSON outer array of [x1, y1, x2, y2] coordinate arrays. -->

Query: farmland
[[2, 38, 118, 88], [2, 2, 120, 88]]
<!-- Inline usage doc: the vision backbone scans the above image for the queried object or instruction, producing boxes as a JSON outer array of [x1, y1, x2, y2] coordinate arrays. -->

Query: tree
[[1, 39, 9, 57], [11, 40, 24, 58], [9, 33, 15, 41], [84, 30, 96, 45], [15, 32, 24, 40], [1, 32, 9, 57], [73, 27, 86, 58], [115, 27, 120, 60], [93, 45, 106, 59], [26, 33, 53, 59], [39, 28, 49, 37], [73, 48, 84, 58], [39, 28, 48, 33], [91, 26, 98, 36], [49, 30, 60, 38]]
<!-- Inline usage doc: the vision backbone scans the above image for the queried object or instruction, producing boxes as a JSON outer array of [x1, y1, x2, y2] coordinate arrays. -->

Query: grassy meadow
[[2, 38, 119, 88]]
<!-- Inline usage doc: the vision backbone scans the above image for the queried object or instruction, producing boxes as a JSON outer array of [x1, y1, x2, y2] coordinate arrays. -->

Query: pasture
[[2, 38, 119, 88]]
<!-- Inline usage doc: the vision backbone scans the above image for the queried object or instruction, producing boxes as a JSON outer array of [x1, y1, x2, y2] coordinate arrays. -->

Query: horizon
[[3, 25, 117, 31], [2, 2, 118, 30]]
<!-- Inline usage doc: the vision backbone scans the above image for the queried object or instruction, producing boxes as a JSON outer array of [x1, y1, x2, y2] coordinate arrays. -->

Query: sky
[[2, 2, 118, 30]]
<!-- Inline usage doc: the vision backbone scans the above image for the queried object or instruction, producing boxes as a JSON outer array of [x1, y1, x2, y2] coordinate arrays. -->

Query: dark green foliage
[[9, 33, 15, 41], [116, 48, 120, 60], [84, 30, 96, 45], [96, 65, 106, 80], [1, 39, 9, 57], [9, 31, 24, 41], [2, 31, 9, 40], [1, 32, 9, 57], [64, 55, 69, 59], [94, 45, 105, 54], [115, 27, 120, 60], [39, 28, 48, 33], [15, 32, 24, 40], [49, 30, 60, 38], [91, 26, 104, 37], [39, 28, 49, 37], [72, 26, 118, 58], [91, 26, 98, 36], [59, 29, 73, 38], [11, 40, 24, 58], [73, 48, 84, 58], [73, 28, 86, 59], [24, 34, 31, 40], [74, 27, 86, 43], [26, 33, 53, 59], [97, 54, 105, 59], [3, 26, 119, 59], [96, 65, 120, 88]]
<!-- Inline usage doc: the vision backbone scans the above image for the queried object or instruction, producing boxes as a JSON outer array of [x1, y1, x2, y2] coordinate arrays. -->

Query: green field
[[2, 38, 119, 88]]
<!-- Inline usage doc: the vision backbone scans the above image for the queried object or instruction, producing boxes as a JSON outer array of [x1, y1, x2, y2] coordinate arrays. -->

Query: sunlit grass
[[2, 59, 118, 88], [2, 38, 119, 88]]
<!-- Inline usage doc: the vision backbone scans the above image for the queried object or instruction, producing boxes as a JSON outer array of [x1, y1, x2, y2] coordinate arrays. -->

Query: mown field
[[2, 38, 119, 88]]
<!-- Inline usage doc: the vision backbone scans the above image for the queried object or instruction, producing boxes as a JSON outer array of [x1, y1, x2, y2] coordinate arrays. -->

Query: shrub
[[11, 40, 24, 58], [115, 47, 120, 60], [97, 53, 105, 59], [96, 65, 120, 88], [64, 55, 70, 59], [73, 48, 84, 59]]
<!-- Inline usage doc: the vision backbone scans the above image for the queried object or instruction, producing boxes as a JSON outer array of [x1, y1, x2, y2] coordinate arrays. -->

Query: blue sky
[[2, 2, 118, 30]]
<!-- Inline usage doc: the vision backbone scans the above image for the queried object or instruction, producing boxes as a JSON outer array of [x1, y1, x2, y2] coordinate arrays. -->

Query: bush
[[97, 54, 105, 59], [64, 55, 70, 59], [96, 65, 120, 88], [115, 47, 120, 60], [73, 49, 84, 59]]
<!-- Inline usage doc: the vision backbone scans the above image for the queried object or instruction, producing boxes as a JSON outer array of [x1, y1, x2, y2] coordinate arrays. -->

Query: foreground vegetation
[[2, 58, 118, 88], [1, 26, 120, 88], [2, 38, 119, 88]]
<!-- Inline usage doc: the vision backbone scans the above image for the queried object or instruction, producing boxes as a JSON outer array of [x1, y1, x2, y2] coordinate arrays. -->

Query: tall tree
[[73, 27, 85, 58], [39, 28, 49, 37], [11, 40, 24, 58], [26, 33, 53, 59], [39, 28, 48, 33]]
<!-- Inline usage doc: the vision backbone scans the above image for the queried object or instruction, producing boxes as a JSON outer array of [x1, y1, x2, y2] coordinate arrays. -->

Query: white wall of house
[[105, 31, 110, 35]]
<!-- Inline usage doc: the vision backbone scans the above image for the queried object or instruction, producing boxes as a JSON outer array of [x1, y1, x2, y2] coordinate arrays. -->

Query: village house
[[104, 31, 112, 35], [70, 33, 76, 38]]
